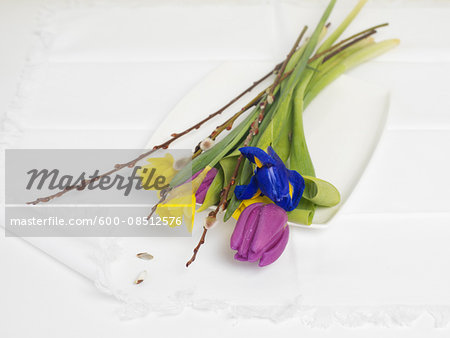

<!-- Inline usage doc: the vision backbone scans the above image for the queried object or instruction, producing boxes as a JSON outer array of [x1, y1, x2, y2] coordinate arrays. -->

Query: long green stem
[[304, 39, 400, 107], [318, 0, 368, 53], [256, 0, 336, 151], [291, 97, 315, 176]]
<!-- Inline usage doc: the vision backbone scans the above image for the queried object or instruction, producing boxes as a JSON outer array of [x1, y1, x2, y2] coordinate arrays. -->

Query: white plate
[[146, 61, 389, 225]]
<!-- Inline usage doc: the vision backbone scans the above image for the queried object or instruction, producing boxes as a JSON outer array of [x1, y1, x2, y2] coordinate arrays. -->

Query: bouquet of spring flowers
[[29, 0, 398, 268], [143, 0, 399, 267]]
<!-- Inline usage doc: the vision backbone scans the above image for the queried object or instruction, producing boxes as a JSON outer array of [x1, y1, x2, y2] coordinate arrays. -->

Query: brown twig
[[191, 67, 285, 159], [309, 22, 388, 63], [185, 227, 208, 267], [27, 152, 157, 205], [190, 65, 298, 161], [186, 26, 308, 267], [28, 23, 387, 207], [146, 187, 172, 220], [26, 65, 281, 205], [191, 87, 266, 159], [191, 24, 387, 159], [271, 26, 308, 97], [322, 30, 376, 62]]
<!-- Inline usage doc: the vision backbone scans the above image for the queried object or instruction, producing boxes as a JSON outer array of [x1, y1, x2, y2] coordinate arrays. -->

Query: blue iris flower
[[234, 146, 305, 212]]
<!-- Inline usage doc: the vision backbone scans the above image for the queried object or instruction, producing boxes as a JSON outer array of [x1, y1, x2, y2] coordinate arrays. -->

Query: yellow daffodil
[[138, 153, 178, 191], [156, 167, 212, 232], [157, 193, 196, 232]]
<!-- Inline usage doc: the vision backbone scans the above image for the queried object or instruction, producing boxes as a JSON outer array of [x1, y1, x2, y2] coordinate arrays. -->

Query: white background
[[1, 0, 450, 337]]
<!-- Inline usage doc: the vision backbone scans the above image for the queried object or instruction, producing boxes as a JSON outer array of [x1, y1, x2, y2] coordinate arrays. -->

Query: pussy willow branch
[[191, 67, 282, 158], [26, 65, 280, 205], [190, 67, 294, 161], [146, 187, 172, 220], [185, 24, 388, 266], [191, 23, 387, 160], [27, 149, 159, 205], [27, 23, 386, 206], [186, 26, 308, 268], [271, 26, 309, 96], [322, 29, 376, 62], [156, 26, 385, 229], [309, 22, 387, 63]]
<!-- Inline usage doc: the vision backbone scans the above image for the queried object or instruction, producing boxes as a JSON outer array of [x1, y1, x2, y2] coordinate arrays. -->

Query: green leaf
[[281, 0, 336, 98], [302, 175, 340, 207], [271, 104, 292, 163], [223, 158, 248, 221], [239, 98, 277, 185], [219, 155, 240, 200], [318, 0, 368, 53], [284, 43, 307, 77], [219, 156, 238, 186], [223, 194, 241, 222], [288, 199, 316, 225], [257, 0, 336, 152], [316, 37, 375, 75], [283, 23, 328, 84], [290, 96, 315, 176], [304, 39, 400, 107], [239, 158, 254, 186]]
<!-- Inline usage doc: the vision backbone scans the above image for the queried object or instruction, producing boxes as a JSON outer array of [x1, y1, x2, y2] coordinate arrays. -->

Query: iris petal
[[257, 166, 289, 204], [267, 146, 285, 168], [239, 147, 277, 166], [286, 169, 305, 210], [235, 176, 260, 200], [235, 146, 305, 212]]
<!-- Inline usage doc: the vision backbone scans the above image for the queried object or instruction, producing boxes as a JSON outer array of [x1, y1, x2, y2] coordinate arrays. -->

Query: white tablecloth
[[1, 0, 450, 327]]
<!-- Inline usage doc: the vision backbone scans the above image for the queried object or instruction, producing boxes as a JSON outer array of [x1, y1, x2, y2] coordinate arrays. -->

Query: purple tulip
[[186, 168, 218, 204], [195, 168, 218, 204], [230, 203, 289, 267]]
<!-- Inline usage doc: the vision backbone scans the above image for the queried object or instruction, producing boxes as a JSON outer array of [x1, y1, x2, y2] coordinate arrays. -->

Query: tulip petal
[[203, 167, 218, 183], [234, 252, 249, 261], [237, 205, 263, 260], [235, 176, 260, 200], [195, 185, 208, 204], [185, 170, 202, 184], [258, 225, 289, 267], [248, 204, 288, 261], [195, 168, 218, 203], [239, 147, 277, 167], [230, 202, 263, 251]]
